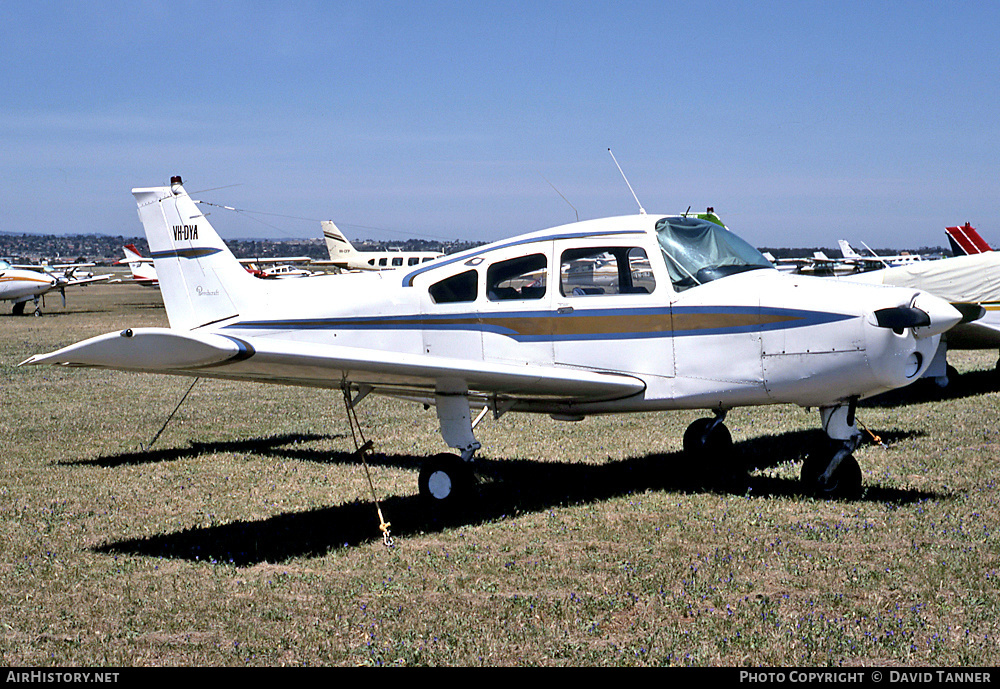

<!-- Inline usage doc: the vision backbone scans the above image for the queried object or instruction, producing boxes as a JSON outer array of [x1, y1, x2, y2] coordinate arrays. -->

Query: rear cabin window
[[429, 269, 479, 304], [560, 247, 655, 296], [487, 254, 547, 301]]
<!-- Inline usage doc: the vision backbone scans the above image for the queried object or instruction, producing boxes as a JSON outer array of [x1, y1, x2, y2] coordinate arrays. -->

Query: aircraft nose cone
[[910, 292, 963, 339]]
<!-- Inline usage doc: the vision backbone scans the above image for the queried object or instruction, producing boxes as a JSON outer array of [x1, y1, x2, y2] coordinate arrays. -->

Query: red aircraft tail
[[945, 223, 992, 255]]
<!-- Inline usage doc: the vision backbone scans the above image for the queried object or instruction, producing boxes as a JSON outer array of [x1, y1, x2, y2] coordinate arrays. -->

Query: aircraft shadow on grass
[[90, 426, 944, 565], [863, 367, 1000, 408]]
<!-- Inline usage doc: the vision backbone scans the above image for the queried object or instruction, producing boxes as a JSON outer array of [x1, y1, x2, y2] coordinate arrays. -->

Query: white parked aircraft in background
[[838, 240, 924, 270], [120, 243, 322, 284], [23, 177, 962, 505], [0, 259, 111, 315], [321, 221, 443, 271], [119, 244, 159, 287]]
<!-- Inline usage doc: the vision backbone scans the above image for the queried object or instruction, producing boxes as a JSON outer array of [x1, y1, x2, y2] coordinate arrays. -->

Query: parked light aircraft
[[120, 243, 322, 283], [838, 240, 924, 270], [119, 244, 159, 287], [22, 177, 963, 503], [0, 259, 110, 315], [321, 221, 443, 271]]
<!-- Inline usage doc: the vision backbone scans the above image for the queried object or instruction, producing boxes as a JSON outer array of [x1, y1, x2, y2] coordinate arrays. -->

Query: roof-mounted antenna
[[539, 173, 579, 222], [608, 148, 645, 215]]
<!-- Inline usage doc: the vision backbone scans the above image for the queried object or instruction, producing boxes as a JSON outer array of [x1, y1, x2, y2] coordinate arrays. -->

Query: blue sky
[[3, 1, 999, 248]]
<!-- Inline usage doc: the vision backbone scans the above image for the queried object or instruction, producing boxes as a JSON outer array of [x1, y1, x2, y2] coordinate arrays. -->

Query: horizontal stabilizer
[[19, 328, 251, 370]]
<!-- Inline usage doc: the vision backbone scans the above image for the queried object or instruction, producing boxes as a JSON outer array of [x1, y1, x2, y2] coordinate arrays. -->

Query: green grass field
[[2, 284, 999, 666]]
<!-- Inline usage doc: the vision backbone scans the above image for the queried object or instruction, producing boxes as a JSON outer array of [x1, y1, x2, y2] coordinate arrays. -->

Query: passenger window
[[422, 257, 435, 263], [429, 269, 479, 304], [560, 247, 655, 296], [408, 257, 420, 266], [487, 254, 547, 301], [379, 258, 387, 267], [392, 257, 403, 267]]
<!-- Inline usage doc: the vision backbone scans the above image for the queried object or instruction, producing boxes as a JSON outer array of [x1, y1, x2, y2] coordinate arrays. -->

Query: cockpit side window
[[487, 253, 547, 301], [429, 269, 478, 304], [560, 246, 655, 297]]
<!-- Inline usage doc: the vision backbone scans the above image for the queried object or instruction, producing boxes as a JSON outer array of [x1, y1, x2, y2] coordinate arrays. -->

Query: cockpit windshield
[[655, 216, 773, 292]]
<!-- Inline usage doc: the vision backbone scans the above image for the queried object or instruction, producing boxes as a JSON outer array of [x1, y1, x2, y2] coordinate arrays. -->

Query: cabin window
[[560, 247, 655, 297], [487, 254, 547, 301], [368, 259, 376, 266], [422, 257, 435, 263], [392, 257, 403, 267], [655, 216, 773, 292], [408, 257, 420, 266], [429, 269, 478, 304], [378, 258, 387, 267]]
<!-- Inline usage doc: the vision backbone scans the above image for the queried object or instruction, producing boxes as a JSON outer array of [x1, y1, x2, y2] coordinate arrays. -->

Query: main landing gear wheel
[[418, 452, 474, 509], [681, 416, 745, 489], [801, 448, 862, 500]]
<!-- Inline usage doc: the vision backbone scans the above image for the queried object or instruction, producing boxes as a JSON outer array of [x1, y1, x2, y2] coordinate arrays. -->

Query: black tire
[[683, 418, 732, 456], [418, 453, 473, 508], [801, 453, 862, 500], [681, 418, 743, 489]]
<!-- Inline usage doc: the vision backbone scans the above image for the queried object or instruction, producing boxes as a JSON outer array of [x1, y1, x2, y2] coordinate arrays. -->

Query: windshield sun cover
[[655, 216, 773, 292]]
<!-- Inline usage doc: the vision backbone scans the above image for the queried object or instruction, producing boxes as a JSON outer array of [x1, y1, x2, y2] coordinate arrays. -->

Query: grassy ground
[[1, 284, 998, 666]]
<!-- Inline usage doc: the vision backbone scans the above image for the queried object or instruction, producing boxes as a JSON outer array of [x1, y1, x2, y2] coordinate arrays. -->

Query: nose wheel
[[801, 443, 862, 500], [802, 402, 864, 500]]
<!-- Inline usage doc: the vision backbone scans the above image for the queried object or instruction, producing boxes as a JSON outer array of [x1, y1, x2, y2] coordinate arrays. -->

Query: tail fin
[[132, 176, 261, 330], [121, 244, 158, 285], [945, 223, 992, 255], [837, 240, 861, 259], [122, 244, 144, 262], [322, 220, 360, 266]]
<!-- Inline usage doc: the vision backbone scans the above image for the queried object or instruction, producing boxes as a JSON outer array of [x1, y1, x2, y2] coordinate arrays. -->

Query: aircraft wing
[[20, 327, 646, 403], [60, 274, 113, 287], [236, 256, 314, 264]]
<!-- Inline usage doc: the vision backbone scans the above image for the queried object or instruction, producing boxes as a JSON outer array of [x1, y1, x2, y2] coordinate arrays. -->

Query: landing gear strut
[[801, 401, 863, 500], [418, 393, 482, 508]]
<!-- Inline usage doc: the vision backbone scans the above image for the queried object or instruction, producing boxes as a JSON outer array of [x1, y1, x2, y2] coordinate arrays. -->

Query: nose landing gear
[[801, 401, 863, 500]]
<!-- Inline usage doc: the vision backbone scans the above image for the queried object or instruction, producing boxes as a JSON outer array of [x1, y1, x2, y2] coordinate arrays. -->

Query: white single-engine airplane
[[22, 177, 964, 503]]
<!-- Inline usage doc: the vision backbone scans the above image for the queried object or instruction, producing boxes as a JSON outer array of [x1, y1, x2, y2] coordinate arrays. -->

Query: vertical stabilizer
[[121, 244, 158, 285], [132, 177, 261, 330], [837, 240, 861, 259], [946, 223, 992, 256], [322, 220, 360, 267]]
